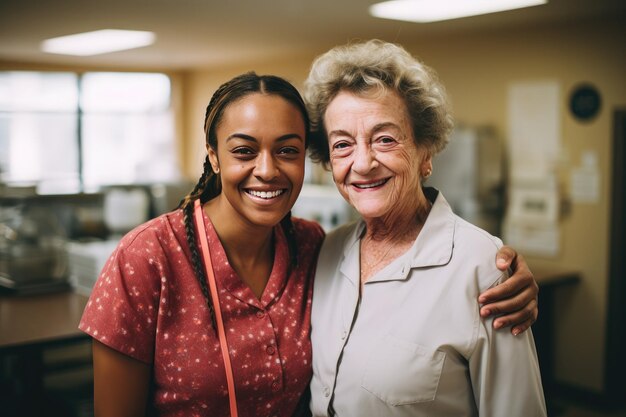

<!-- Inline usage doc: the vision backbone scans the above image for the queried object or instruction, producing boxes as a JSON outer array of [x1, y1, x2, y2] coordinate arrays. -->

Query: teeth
[[355, 179, 387, 189], [248, 189, 285, 199]]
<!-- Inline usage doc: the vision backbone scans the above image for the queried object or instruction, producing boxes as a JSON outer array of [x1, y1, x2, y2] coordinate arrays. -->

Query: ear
[[207, 146, 220, 174], [421, 154, 433, 178], [423, 154, 433, 170]]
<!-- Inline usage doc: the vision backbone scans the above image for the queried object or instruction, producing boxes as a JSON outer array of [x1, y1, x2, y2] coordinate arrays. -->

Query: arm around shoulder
[[479, 246, 539, 335]]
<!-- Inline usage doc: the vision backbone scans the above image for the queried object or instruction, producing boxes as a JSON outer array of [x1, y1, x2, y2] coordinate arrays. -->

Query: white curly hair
[[303, 39, 454, 163]]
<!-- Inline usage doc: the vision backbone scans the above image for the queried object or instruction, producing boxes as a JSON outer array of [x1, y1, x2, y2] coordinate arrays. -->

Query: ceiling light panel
[[369, 0, 547, 23], [41, 30, 156, 56]]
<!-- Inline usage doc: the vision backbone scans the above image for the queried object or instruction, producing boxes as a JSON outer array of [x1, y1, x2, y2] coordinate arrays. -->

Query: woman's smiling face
[[324, 89, 429, 222], [208, 93, 306, 229]]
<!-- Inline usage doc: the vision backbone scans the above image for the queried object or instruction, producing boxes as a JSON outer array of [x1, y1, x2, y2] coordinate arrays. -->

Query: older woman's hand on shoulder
[[479, 246, 539, 336]]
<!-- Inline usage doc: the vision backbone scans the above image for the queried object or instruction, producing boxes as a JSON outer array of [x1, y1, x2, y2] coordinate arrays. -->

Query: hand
[[478, 246, 539, 336]]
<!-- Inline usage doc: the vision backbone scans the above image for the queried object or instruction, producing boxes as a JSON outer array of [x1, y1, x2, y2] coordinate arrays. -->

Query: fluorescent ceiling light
[[369, 0, 547, 23], [41, 29, 155, 56]]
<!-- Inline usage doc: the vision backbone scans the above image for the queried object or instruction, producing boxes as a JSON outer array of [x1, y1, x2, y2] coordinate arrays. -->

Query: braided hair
[[178, 72, 309, 329]]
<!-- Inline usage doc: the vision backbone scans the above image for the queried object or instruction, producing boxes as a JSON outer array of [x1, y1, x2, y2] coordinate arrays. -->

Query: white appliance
[[425, 126, 504, 236], [291, 184, 356, 232]]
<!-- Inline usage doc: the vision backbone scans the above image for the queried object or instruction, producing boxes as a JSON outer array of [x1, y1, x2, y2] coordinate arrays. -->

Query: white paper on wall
[[504, 81, 562, 257], [507, 81, 561, 180], [570, 151, 600, 204]]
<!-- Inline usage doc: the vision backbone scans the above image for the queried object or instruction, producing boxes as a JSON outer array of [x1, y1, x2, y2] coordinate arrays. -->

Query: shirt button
[[256, 311, 266, 318], [271, 381, 280, 391], [323, 387, 331, 397], [341, 331, 347, 340], [266, 345, 276, 355]]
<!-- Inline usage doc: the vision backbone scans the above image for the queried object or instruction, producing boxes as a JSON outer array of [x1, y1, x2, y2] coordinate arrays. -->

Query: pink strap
[[194, 199, 239, 417]]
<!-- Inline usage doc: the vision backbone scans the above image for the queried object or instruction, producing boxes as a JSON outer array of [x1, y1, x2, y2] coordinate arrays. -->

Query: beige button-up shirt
[[310, 189, 546, 417]]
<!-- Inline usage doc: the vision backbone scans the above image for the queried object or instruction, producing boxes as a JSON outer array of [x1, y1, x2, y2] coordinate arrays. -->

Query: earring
[[212, 165, 220, 174], [423, 168, 432, 178]]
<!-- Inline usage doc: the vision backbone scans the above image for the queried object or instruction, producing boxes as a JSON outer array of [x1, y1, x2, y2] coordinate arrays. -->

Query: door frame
[[605, 108, 626, 406]]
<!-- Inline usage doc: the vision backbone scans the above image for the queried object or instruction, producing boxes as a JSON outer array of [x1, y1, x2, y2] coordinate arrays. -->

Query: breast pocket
[[361, 335, 445, 406]]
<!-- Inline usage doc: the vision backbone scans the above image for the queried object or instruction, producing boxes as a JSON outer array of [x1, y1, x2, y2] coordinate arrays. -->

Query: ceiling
[[0, 0, 624, 71]]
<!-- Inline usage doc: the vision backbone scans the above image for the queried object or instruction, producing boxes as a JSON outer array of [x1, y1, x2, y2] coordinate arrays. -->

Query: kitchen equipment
[[291, 184, 356, 231], [0, 202, 69, 294], [103, 187, 150, 235], [67, 239, 119, 295]]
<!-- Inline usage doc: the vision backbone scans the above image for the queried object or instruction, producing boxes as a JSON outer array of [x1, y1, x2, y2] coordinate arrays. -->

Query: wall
[[182, 17, 625, 393]]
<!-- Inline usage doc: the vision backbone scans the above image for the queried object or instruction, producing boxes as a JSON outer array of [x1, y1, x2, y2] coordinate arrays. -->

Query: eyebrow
[[226, 133, 304, 143], [371, 122, 402, 134], [328, 122, 402, 139]]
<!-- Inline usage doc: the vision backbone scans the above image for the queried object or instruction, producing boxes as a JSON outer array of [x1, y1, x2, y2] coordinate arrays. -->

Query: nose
[[351, 143, 378, 175], [253, 151, 279, 181]]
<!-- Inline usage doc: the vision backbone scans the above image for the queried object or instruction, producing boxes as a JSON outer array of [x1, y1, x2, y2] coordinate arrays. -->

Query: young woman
[[79, 71, 538, 417], [80, 73, 324, 416]]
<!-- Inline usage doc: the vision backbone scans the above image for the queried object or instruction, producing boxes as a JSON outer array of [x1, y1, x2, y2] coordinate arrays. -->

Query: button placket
[[255, 308, 285, 395]]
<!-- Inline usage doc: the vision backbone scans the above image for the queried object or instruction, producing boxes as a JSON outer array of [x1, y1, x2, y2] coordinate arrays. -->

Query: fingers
[[512, 316, 536, 336], [495, 245, 517, 270], [480, 245, 540, 335], [482, 297, 539, 335], [478, 272, 535, 304], [479, 253, 536, 305], [480, 285, 536, 317]]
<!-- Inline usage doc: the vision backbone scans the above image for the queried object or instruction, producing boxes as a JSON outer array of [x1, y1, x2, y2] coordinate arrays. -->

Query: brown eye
[[278, 147, 300, 155], [232, 147, 255, 157]]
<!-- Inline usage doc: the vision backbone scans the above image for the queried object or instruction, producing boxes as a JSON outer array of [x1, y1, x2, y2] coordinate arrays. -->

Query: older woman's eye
[[379, 136, 396, 144], [332, 141, 349, 150]]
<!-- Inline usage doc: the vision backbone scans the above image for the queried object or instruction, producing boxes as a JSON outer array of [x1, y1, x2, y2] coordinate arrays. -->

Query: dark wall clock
[[569, 83, 601, 122]]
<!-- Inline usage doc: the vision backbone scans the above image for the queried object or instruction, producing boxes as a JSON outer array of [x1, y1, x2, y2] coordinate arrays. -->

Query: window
[[0, 71, 179, 194], [0, 72, 80, 193]]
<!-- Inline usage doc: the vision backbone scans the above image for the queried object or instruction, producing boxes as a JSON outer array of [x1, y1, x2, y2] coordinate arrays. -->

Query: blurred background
[[0, 0, 624, 415]]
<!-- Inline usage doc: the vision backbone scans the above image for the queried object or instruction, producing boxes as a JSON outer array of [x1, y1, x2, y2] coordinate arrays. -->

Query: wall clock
[[569, 84, 601, 122]]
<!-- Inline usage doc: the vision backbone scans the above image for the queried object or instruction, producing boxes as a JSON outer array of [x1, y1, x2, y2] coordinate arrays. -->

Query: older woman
[[305, 40, 546, 416]]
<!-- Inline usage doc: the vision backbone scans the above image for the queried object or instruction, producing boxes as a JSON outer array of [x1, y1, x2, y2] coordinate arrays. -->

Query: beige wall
[[182, 18, 625, 393]]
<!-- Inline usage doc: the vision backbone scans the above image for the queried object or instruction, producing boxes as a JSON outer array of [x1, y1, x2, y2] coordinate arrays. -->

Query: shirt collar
[[202, 211, 289, 308], [340, 187, 456, 284], [405, 187, 455, 269]]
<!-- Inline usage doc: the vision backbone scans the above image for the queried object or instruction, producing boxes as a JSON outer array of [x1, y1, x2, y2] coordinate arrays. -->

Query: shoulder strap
[[194, 199, 239, 417]]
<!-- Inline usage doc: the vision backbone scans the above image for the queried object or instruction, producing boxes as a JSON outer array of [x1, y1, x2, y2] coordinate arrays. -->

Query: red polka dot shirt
[[79, 208, 325, 417]]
